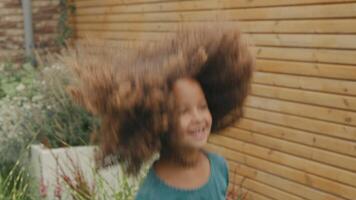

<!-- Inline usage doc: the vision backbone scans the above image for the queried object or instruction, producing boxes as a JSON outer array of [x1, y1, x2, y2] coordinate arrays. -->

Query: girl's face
[[172, 78, 212, 150]]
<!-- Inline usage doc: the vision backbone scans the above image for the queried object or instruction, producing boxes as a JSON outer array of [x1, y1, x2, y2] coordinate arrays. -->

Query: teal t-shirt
[[135, 151, 229, 200]]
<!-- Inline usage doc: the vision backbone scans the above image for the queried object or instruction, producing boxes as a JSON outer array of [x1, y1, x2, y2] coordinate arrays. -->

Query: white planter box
[[29, 144, 126, 200]]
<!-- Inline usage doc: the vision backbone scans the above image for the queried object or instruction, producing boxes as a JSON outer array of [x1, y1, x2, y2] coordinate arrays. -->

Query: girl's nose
[[192, 108, 204, 122]]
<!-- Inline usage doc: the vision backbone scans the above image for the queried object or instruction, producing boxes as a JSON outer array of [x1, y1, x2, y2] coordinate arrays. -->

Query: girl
[[135, 77, 229, 199], [60, 22, 254, 200]]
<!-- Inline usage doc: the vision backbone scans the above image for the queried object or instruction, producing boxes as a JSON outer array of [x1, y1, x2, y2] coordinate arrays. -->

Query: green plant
[[62, 166, 145, 200], [40, 148, 148, 200], [0, 62, 97, 175], [57, 0, 76, 46], [0, 164, 32, 200], [0, 143, 36, 200], [0, 62, 38, 198], [0, 63, 42, 174], [33, 64, 99, 148], [0, 61, 144, 199], [0, 62, 39, 100]]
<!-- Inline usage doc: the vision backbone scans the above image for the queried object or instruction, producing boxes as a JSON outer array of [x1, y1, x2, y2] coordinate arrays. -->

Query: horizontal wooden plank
[[0, 49, 23, 57], [240, 19, 356, 34], [72, 3, 356, 22], [0, 8, 23, 16], [246, 96, 356, 126], [73, 38, 149, 48], [1, 28, 24, 35], [253, 72, 356, 96], [239, 182, 294, 200], [244, 106, 356, 142], [254, 47, 356, 65], [235, 118, 356, 157], [251, 84, 356, 112], [75, 0, 179, 8], [227, 172, 302, 200], [73, 21, 171, 32], [75, 0, 356, 13], [207, 143, 348, 200], [240, 189, 272, 200], [0, 37, 24, 44], [247, 33, 356, 49], [75, 30, 173, 40], [256, 59, 356, 80], [228, 185, 273, 200], [1, 15, 23, 22], [221, 126, 356, 172], [74, 19, 356, 34], [32, 1, 60, 7]]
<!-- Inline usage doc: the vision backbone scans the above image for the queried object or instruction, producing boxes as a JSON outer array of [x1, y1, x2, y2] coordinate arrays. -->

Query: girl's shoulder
[[205, 150, 229, 185], [205, 151, 228, 171], [135, 167, 164, 200], [206, 151, 226, 163]]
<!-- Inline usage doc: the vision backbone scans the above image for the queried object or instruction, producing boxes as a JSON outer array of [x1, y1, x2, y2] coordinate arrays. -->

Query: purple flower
[[40, 176, 48, 199], [54, 179, 62, 200]]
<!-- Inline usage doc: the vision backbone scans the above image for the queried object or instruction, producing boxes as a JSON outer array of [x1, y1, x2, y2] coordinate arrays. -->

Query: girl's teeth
[[191, 128, 205, 140]]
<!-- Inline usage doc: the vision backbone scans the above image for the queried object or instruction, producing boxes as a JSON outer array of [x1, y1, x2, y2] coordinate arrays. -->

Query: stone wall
[[0, 0, 61, 63]]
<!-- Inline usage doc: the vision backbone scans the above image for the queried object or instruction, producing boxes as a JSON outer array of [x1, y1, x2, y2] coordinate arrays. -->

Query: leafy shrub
[[33, 63, 99, 148], [0, 62, 98, 174], [0, 62, 41, 174], [0, 153, 34, 200]]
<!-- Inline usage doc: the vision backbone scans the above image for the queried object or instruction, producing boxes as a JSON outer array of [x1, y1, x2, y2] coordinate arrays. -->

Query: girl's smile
[[188, 126, 209, 141]]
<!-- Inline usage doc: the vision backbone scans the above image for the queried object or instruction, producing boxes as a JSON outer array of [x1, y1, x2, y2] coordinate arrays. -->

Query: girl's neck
[[159, 148, 205, 168], [153, 148, 211, 190]]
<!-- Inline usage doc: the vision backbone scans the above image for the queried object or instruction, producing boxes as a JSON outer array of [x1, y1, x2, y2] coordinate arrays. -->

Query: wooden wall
[[71, 0, 356, 199], [0, 0, 61, 63]]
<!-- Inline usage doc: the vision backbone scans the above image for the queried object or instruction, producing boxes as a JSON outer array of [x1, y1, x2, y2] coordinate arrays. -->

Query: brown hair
[[59, 22, 254, 175]]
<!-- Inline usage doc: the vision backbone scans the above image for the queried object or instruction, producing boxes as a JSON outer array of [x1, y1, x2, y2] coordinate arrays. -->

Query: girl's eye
[[199, 104, 208, 110], [179, 108, 189, 114]]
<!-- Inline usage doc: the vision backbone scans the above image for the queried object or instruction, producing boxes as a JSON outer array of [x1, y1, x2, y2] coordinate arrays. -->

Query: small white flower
[[24, 104, 31, 110], [16, 83, 26, 91], [32, 95, 43, 102]]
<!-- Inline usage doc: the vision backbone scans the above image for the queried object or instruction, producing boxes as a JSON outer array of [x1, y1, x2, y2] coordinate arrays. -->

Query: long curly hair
[[58, 22, 254, 175]]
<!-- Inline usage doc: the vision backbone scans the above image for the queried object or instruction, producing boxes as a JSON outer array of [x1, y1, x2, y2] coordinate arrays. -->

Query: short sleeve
[[222, 157, 229, 196], [222, 157, 229, 186], [207, 151, 229, 196], [135, 183, 148, 200], [212, 152, 229, 183], [134, 193, 143, 200]]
